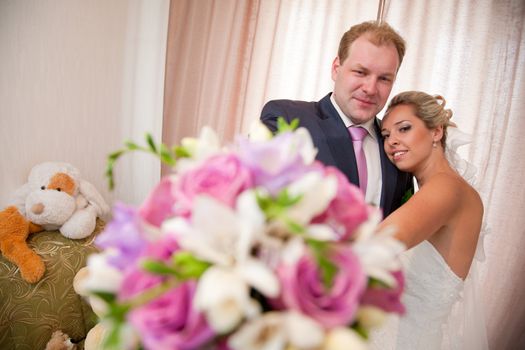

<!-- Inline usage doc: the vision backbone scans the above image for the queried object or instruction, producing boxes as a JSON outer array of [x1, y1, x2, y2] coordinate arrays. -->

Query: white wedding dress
[[369, 128, 489, 350]]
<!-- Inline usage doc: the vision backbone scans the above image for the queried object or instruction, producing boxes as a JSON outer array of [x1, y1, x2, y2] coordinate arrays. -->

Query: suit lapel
[[317, 95, 360, 186]]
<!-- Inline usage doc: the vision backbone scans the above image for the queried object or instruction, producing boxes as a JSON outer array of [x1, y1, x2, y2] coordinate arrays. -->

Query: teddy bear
[[0, 162, 110, 283]]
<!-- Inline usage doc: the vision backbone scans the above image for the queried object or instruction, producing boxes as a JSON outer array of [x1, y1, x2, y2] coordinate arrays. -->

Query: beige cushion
[[0, 220, 104, 349]]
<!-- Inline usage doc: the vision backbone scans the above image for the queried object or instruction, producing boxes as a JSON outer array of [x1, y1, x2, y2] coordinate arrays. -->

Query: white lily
[[228, 312, 287, 350], [356, 306, 388, 329], [82, 252, 124, 293], [286, 172, 337, 226], [286, 311, 325, 349], [181, 126, 221, 159], [323, 327, 368, 350], [163, 192, 279, 332], [353, 209, 405, 286], [228, 311, 325, 350], [193, 266, 261, 333], [176, 126, 223, 172], [248, 120, 273, 142]]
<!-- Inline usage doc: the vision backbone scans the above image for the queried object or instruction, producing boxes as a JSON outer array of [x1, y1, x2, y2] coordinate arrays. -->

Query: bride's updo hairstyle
[[384, 91, 453, 149]]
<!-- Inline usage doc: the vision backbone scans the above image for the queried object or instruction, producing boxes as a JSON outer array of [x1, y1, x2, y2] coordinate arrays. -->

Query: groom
[[260, 21, 413, 217]]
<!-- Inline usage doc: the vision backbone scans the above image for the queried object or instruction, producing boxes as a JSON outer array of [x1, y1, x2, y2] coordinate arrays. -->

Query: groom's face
[[331, 35, 399, 125]]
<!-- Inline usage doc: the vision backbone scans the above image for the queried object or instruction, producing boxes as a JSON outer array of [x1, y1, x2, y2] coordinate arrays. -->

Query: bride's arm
[[379, 173, 461, 249]]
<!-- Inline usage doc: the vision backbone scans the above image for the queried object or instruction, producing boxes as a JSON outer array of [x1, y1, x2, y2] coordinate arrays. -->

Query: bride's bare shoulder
[[424, 172, 483, 211]]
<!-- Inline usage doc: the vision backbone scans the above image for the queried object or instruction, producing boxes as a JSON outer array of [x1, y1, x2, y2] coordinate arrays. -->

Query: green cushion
[[0, 220, 104, 349]]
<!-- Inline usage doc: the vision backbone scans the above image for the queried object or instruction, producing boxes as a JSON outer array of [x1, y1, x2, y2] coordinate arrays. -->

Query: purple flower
[[361, 270, 405, 314], [275, 246, 367, 328], [129, 281, 214, 350], [172, 154, 253, 217], [312, 166, 370, 240], [118, 235, 181, 301], [237, 132, 313, 194], [95, 203, 148, 271], [139, 177, 177, 227]]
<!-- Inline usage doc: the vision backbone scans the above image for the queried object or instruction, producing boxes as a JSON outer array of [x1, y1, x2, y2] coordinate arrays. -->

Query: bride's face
[[381, 104, 436, 172]]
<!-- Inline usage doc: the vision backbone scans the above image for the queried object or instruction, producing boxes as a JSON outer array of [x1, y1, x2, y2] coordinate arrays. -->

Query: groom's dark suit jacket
[[260, 93, 413, 217]]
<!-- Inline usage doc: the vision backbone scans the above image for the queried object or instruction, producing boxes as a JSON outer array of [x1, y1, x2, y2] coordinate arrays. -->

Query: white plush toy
[[12, 162, 110, 239]]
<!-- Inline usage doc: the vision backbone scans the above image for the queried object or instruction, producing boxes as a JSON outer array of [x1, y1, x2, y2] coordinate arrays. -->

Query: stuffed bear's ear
[[78, 180, 110, 220], [10, 183, 30, 216]]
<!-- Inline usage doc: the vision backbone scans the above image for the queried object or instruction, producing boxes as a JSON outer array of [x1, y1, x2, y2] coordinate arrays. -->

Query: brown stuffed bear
[[0, 206, 44, 283]]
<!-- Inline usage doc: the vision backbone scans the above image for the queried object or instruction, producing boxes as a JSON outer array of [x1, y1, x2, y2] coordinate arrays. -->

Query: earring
[[432, 141, 437, 148]]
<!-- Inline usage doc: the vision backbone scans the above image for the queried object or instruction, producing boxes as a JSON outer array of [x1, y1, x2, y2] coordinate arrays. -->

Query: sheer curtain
[[162, 0, 525, 348]]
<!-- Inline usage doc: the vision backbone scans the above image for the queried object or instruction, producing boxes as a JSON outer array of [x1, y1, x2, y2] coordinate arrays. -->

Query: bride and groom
[[260, 21, 488, 349]]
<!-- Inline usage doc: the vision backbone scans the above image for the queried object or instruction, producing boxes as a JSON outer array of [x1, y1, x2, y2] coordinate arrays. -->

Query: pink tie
[[348, 126, 368, 194]]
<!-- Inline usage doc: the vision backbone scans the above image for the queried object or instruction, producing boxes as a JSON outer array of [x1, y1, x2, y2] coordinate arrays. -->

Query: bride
[[370, 91, 488, 349]]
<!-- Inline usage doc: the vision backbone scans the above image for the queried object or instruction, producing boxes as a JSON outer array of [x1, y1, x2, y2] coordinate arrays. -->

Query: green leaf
[[173, 145, 189, 158], [108, 149, 125, 161], [308, 240, 339, 289], [401, 188, 414, 204], [91, 291, 117, 304], [145, 133, 158, 153], [160, 144, 176, 166], [352, 322, 369, 340], [142, 259, 179, 276], [172, 252, 211, 279], [124, 140, 140, 150], [368, 276, 390, 289], [106, 133, 180, 190], [276, 117, 300, 133]]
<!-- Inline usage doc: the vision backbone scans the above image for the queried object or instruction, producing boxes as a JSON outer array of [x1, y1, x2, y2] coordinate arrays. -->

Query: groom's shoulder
[[262, 94, 334, 123]]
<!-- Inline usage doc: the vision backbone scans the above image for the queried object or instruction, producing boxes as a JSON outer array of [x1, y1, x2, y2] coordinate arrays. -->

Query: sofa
[[0, 220, 103, 349]]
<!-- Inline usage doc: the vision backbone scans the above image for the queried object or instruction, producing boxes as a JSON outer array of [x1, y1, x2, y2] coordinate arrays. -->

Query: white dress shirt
[[330, 95, 382, 207]]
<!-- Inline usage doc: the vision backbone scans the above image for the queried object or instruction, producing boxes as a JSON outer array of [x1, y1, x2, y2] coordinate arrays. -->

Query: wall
[[0, 0, 169, 208]]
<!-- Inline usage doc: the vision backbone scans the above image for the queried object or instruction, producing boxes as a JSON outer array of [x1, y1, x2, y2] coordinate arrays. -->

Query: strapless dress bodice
[[370, 240, 463, 350]]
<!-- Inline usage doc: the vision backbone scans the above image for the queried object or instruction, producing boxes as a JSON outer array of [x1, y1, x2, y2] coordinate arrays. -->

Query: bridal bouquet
[[80, 120, 405, 350]]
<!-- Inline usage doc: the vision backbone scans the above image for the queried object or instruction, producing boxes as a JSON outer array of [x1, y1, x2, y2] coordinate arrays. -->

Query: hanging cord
[[377, 0, 386, 23]]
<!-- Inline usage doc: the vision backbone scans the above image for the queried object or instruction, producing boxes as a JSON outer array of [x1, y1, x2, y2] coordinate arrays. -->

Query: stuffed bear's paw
[[60, 207, 97, 239], [20, 255, 45, 283]]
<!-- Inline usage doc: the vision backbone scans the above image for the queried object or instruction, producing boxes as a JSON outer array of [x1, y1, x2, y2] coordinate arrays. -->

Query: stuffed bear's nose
[[31, 203, 45, 215]]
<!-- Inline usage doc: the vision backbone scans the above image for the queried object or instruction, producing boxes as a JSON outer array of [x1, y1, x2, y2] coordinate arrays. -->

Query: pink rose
[[313, 165, 369, 240], [139, 177, 177, 227], [361, 270, 405, 314], [276, 245, 367, 328], [129, 281, 214, 350], [172, 154, 253, 217]]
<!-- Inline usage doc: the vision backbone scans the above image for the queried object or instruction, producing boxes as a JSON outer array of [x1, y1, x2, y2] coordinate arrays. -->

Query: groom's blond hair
[[338, 21, 406, 70]]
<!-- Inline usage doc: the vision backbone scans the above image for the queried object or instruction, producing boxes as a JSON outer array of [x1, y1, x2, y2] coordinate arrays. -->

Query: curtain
[[162, 0, 525, 348]]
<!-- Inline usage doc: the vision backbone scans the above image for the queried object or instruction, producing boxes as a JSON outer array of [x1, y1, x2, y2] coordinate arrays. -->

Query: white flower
[[248, 121, 273, 142], [286, 311, 325, 349], [164, 192, 279, 333], [163, 191, 265, 265], [181, 126, 221, 159], [228, 312, 286, 350], [193, 266, 260, 333], [286, 172, 337, 226], [176, 126, 223, 171], [228, 311, 325, 350], [294, 127, 318, 165], [353, 209, 405, 286], [323, 327, 368, 350], [82, 252, 123, 293], [356, 306, 388, 329]]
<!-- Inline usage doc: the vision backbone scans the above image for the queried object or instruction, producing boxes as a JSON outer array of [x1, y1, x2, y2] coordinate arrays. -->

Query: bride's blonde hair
[[384, 91, 453, 148]]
